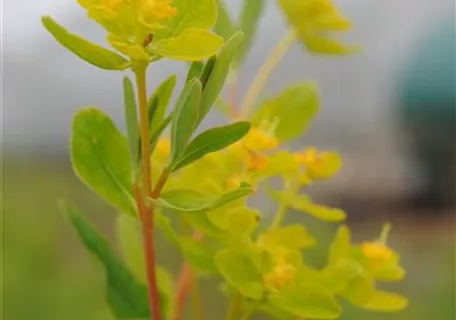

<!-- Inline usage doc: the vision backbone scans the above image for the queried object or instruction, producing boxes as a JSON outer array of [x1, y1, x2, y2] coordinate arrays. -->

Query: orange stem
[[135, 66, 161, 320]]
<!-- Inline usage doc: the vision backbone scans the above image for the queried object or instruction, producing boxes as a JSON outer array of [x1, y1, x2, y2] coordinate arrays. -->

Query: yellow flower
[[278, 0, 358, 55], [265, 257, 297, 291], [155, 138, 170, 158], [79, 0, 177, 60], [362, 242, 394, 263], [247, 152, 269, 172], [294, 148, 342, 180], [139, 0, 177, 29], [242, 128, 280, 152]]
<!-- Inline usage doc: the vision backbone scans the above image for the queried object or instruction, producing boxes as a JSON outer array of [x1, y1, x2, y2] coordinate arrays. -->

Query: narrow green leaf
[[363, 291, 408, 312], [253, 82, 319, 141], [148, 75, 177, 137], [123, 77, 139, 172], [42, 16, 129, 70], [186, 62, 205, 83], [199, 55, 217, 89], [214, 0, 237, 40], [150, 113, 173, 154], [215, 250, 264, 299], [329, 225, 352, 265], [71, 107, 135, 215], [170, 78, 202, 163], [61, 202, 150, 318], [269, 283, 341, 319], [152, 182, 253, 213], [149, 29, 223, 61], [235, 0, 266, 67], [171, 121, 251, 172], [200, 31, 244, 118]]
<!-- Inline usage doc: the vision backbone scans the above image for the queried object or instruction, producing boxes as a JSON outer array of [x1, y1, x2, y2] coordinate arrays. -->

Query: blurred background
[[2, 0, 455, 319]]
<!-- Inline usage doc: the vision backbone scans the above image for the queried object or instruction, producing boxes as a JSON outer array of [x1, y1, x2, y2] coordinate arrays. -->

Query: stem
[[172, 263, 192, 320], [134, 65, 161, 320], [225, 294, 243, 320], [240, 30, 296, 117], [269, 179, 293, 229], [171, 233, 204, 320], [189, 268, 205, 320]]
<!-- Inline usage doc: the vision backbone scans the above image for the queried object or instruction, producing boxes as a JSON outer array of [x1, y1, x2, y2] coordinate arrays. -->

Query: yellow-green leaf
[[159, 0, 217, 38], [171, 121, 251, 172], [200, 31, 244, 117], [329, 225, 352, 265], [269, 283, 341, 319], [258, 225, 316, 253], [149, 29, 223, 61], [291, 195, 346, 222], [363, 291, 408, 312], [215, 250, 264, 299], [42, 16, 129, 70], [179, 237, 218, 274], [170, 78, 202, 162], [71, 107, 135, 215], [253, 82, 319, 141], [153, 183, 253, 212], [122, 77, 139, 171]]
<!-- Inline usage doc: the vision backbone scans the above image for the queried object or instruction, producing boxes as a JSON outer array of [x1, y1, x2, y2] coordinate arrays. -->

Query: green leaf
[[116, 214, 144, 281], [215, 250, 264, 299], [179, 237, 218, 274], [234, 0, 266, 67], [363, 291, 408, 312], [61, 202, 150, 318], [374, 262, 406, 282], [123, 77, 139, 172], [329, 225, 351, 265], [186, 62, 205, 83], [269, 283, 341, 319], [160, 0, 218, 38], [148, 75, 177, 138], [200, 31, 244, 118], [42, 16, 129, 70], [199, 56, 217, 89], [150, 114, 173, 154], [171, 121, 251, 172], [149, 29, 223, 61], [170, 78, 202, 163], [253, 82, 319, 141], [214, 0, 237, 40], [71, 107, 135, 215], [153, 183, 253, 212], [258, 225, 316, 253]]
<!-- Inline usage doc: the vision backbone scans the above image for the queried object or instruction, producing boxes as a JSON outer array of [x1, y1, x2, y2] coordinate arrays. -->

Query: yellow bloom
[[139, 0, 177, 29], [242, 128, 280, 152], [294, 148, 342, 180], [278, 0, 358, 55], [247, 152, 269, 172], [155, 138, 170, 158], [265, 257, 296, 290], [362, 242, 394, 263]]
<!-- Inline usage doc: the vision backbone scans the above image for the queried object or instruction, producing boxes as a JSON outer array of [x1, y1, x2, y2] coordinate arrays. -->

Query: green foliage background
[[4, 157, 454, 320]]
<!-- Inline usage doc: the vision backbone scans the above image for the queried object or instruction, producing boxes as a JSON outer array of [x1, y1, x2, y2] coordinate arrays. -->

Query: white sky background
[[2, 0, 455, 193]]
